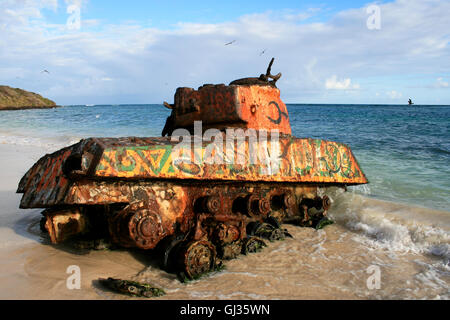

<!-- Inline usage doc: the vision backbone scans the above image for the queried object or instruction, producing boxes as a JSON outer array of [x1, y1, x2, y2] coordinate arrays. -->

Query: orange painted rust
[[237, 85, 291, 134], [170, 84, 291, 135], [92, 136, 367, 184], [17, 135, 367, 208], [44, 207, 88, 243], [17, 147, 73, 208]]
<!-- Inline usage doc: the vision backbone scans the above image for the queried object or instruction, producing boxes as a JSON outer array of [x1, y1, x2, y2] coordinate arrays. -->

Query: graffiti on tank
[[92, 137, 365, 184], [266, 101, 288, 125]]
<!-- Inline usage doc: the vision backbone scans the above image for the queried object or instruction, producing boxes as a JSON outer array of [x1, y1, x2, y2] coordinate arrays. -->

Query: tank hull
[[18, 136, 366, 208]]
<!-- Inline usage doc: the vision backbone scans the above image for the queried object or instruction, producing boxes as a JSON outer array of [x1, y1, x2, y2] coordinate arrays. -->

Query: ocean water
[[0, 104, 449, 299], [0, 103, 449, 211]]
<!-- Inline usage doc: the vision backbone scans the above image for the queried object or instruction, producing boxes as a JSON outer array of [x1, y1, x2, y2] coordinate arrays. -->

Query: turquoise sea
[[0, 103, 448, 212], [1, 103, 449, 299]]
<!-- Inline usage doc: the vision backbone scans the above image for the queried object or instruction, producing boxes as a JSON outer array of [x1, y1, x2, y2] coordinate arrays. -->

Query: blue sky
[[1, 0, 449, 105], [44, 1, 375, 27]]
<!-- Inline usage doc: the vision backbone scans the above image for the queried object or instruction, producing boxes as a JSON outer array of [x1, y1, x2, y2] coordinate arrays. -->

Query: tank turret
[[162, 58, 291, 136]]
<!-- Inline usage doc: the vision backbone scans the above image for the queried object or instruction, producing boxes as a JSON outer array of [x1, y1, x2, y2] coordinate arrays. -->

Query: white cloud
[[0, 0, 449, 104], [386, 90, 402, 99], [325, 75, 360, 90], [435, 77, 449, 88]]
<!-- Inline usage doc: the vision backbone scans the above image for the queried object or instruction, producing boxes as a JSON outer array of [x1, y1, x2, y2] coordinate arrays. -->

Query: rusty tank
[[17, 59, 368, 280]]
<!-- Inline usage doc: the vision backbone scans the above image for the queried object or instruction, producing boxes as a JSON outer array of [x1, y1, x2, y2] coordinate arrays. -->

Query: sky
[[0, 0, 449, 105]]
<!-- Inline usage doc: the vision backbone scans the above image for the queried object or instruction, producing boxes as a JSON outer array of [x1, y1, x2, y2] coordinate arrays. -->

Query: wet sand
[[0, 144, 448, 299]]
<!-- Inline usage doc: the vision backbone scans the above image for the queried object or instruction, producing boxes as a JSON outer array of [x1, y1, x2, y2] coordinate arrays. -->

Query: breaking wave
[[0, 131, 81, 153], [328, 189, 450, 265]]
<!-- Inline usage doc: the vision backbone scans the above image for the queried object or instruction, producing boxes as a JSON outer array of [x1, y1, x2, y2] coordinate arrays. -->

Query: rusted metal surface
[[17, 146, 73, 206], [22, 175, 329, 242], [178, 240, 217, 279], [230, 57, 282, 87], [162, 58, 288, 136], [17, 62, 369, 280], [163, 84, 292, 136], [17, 136, 366, 208], [91, 136, 366, 184], [108, 199, 175, 250], [43, 207, 88, 243], [98, 278, 165, 298]]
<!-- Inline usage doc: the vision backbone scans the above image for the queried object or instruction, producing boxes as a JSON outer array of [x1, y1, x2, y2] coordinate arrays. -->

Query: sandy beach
[[1, 0, 449, 302], [0, 142, 448, 300]]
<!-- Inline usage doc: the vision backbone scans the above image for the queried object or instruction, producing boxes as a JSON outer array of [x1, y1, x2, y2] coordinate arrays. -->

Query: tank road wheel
[[268, 227, 293, 241], [242, 236, 267, 255], [180, 240, 216, 280], [266, 215, 292, 238], [247, 221, 291, 242], [109, 205, 166, 250], [247, 222, 274, 240], [128, 209, 164, 249]]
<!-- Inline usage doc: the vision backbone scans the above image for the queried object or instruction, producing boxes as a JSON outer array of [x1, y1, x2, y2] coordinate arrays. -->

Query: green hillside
[[0, 86, 57, 110]]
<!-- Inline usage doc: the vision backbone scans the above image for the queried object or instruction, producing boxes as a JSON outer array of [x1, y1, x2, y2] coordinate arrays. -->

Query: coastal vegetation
[[0, 85, 57, 110]]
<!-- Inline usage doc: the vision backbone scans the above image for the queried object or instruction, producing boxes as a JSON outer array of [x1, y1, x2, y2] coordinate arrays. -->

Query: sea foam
[[329, 191, 450, 265]]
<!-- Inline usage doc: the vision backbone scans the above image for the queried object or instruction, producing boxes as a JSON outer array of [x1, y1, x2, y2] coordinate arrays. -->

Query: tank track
[[40, 182, 335, 280]]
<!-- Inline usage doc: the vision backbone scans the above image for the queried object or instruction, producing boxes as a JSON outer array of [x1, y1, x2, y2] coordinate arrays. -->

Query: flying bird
[[259, 49, 267, 56], [41, 70, 50, 74], [225, 40, 236, 46]]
